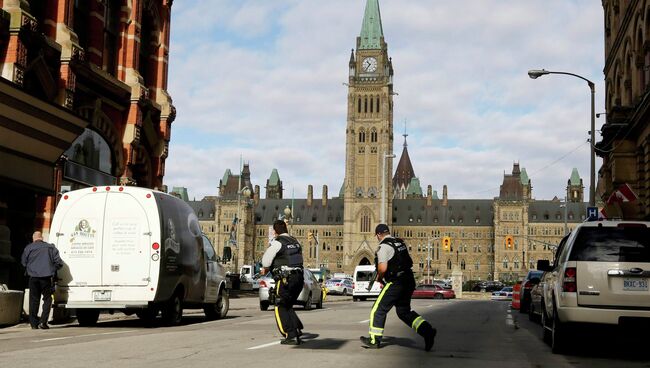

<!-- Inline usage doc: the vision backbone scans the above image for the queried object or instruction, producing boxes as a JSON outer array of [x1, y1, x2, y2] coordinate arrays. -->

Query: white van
[[51, 186, 229, 326], [353, 265, 382, 301]]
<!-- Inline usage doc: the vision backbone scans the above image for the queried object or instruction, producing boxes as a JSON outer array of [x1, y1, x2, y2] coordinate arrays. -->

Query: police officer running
[[21, 231, 63, 329], [360, 224, 436, 351], [261, 220, 305, 345]]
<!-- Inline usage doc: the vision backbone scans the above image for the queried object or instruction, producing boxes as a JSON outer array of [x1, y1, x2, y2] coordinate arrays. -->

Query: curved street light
[[527, 69, 596, 207]]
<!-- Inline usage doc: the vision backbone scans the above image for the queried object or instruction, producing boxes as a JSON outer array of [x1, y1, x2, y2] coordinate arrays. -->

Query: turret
[[322, 185, 328, 207], [442, 185, 448, 207], [307, 185, 313, 206]]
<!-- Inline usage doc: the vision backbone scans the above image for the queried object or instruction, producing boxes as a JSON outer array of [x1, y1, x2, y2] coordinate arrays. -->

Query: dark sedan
[[412, 284, 456, 300]]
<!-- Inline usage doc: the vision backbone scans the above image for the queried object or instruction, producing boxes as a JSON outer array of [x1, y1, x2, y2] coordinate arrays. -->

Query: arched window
[[460, 259, 466, 270], [64, 128, 114, 174], [514, 258, 519, 269], [370, 128, 377, 142], [502, 257, 508, 269], [359, 129, 366, 143], [370, 97, 373, 112], [358, 97, 362, 113], [376, 97, 380, 113], [364, 96, 368, 113], [360, 210, 371, 233]]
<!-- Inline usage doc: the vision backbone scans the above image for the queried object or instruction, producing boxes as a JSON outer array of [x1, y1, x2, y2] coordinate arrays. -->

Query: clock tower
[[343, 0, 395, 267]]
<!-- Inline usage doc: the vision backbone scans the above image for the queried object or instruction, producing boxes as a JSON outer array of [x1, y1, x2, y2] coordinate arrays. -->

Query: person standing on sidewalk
[[360, 224, 437, 351], [21, 231, 63, 329]]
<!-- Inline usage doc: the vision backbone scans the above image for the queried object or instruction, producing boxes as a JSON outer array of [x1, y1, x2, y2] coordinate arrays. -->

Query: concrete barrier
[[0, 289, 24, 326]]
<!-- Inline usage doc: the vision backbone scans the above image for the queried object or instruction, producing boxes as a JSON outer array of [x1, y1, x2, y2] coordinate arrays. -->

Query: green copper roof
[[432, 190, 439, 200], [570, 168, 581, 186], [520, 168, 529, 185], [359, 0, 384, 50], [171, 187, 189, 202], [406, 177, 423, 196], [268, 169, 280, 186], [221, 169, 232, 185]]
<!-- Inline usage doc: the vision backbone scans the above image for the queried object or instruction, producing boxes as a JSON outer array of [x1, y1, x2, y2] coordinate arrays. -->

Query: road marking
[[247, 341, 281, 350], [359, 319, 370, 323], [33, 330, 136, 343], [505, 315, 514, 326]]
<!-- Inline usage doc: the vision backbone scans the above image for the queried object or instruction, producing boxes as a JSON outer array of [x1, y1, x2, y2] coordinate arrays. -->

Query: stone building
[[599, 0, 650, 220], [0, 0, 175, 288], [187, 0, 587, 282]]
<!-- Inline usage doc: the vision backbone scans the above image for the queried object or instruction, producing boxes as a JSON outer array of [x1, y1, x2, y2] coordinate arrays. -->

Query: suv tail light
[[259, 280, 268, 288], [563, 267, 577, 292], [352, 282, 355, 289]]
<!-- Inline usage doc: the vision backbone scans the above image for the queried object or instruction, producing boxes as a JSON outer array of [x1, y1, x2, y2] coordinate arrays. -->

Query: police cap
[[374, 224, 390, 235]]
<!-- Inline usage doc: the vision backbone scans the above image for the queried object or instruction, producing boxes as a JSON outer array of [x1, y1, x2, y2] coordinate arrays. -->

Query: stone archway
[[358, 257, 371, 265]]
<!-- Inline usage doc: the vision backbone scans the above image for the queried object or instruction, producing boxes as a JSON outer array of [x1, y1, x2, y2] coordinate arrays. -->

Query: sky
[[165, 0, 605, 202]]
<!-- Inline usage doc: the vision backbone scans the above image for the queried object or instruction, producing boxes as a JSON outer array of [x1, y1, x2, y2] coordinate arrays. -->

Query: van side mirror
[[536, 260, 551, 272], [222, 246, 232, 263]]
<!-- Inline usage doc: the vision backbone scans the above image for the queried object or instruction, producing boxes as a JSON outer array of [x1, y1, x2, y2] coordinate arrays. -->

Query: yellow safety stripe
[[274, 281, 287, 337], [412, 316, 425, 331], [369, 282, 392, 332]]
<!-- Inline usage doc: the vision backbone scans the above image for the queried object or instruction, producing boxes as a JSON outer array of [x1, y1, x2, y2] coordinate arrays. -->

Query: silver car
[[325, 278, 353, 295], [258, 268, 323, 311]]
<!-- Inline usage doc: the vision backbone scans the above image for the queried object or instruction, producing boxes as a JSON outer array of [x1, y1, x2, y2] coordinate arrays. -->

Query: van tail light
[[563, 267, 577, 292], [352, 282, 355, 289]]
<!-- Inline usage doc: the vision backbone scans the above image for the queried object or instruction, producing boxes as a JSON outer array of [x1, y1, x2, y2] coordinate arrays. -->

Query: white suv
[[538, 220, 650, 353]]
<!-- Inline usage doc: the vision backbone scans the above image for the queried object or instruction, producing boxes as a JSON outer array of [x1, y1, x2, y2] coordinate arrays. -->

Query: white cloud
[[165, 0, 604, 201]]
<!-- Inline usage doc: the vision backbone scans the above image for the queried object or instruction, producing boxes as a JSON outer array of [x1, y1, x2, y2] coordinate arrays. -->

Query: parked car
[[473, 281, 505, 292], [491, 287, 513, 301], [412, 284, 456, 299], [325, 278, 353, 295], [538, 220, 650, 353], [529, 237, 568, 324], [519, 270, 544, 313], [258, 268, 323, 311]]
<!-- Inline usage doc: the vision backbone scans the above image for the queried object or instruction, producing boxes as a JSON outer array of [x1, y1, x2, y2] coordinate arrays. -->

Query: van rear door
[[101, 192, 152, 286], [572, 224, 650, 308], [55, 191, 107, 286]]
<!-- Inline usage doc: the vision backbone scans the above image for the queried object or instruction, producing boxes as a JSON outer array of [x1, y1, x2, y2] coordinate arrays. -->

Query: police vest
[[270, 235, 304, 270], [377, 238, 413, 282]]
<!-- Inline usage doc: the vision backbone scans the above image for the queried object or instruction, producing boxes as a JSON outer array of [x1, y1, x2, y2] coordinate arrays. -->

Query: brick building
[[0, 0, 175, 289]]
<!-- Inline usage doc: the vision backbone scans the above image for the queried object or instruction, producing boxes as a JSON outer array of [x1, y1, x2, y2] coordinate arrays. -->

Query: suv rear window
[[569, 226, 650, 262]]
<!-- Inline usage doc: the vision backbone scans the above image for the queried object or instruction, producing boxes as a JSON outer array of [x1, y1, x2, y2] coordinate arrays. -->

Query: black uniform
[[21, 240, 63, 329], [366, 236, 436, 350], [269, 235, 305, 341]]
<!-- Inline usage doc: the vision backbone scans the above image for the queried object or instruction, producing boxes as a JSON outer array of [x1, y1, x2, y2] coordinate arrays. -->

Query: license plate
[[93, 290, 112, 301], [623, 278, 648, 291]]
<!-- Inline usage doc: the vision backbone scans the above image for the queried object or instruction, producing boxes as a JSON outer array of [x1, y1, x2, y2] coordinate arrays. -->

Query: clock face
[[362, 57, 378, 72]]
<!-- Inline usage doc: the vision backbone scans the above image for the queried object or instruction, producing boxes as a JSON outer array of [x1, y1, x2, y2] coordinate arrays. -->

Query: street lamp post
[[528, 69, 596, 207], [560, 196, 568, 235], [381, 152, 396, 224]]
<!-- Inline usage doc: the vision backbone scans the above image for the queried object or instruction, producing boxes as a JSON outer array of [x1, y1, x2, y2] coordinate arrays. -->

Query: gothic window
[[376, 97, 380, 113], [502, 257, 508, 269], [514, 258, 519, 269], [461, 260, 466, 270], [358, 146, 365, 154], [364, 96, 368, 113], [447, 259, 452, 270], [358, 97, 362, 113], [370, 98, 373, 112], [370, 146, 377, 154], [359, 129, 366, 143], [360, 210, 371, 233], [64, 129, 114, 174], [370, 128, 378, 142]]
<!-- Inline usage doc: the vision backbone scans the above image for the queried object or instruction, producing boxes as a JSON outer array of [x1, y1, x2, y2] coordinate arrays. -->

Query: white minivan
[[353, 265, 382, 301], [51, 186, 229, 326]]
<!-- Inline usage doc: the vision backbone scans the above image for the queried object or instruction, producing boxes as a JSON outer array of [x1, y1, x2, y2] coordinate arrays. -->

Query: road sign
[[587, 206, 598, 220]]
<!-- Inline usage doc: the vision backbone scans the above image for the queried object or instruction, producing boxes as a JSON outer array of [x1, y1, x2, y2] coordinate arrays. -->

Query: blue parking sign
[[587, 206, 598, 220]]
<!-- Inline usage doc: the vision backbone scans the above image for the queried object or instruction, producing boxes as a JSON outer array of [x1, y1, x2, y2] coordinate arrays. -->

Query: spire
[[349, 49, 355, 66], [570, 168, 581, 186], [268, 169, 280, 186], [520, 168, 529, 185], [359, 0, 384, 50], [392, 138, 416, 191]]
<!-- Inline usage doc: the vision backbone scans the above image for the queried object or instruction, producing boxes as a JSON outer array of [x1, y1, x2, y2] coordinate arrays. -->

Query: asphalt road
[[1, 295, 648, 368]]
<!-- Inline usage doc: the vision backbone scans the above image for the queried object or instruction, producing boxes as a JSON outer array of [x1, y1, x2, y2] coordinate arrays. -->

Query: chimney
[[307, 185, 313, 206], [442, 185, 448, 207], [322, 185, 328, 207], [254, 185, 260, 205], [426, 185, 432, 207]]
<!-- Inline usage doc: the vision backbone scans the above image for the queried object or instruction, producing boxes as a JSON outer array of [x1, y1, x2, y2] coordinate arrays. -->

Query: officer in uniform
[[360, 224, 437, 351], [261, 220, 305, 345]]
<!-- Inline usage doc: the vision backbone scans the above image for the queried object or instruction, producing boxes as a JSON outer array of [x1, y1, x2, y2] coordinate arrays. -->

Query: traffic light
[[442, 236, 451, 252], [308, 232, 314, 242], [505, 235, 514, 249]]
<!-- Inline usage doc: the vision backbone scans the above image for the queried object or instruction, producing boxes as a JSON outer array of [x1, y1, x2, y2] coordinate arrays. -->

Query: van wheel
[[162, 293, 183, 326], [304, 293, 313, 310], [316, 294, 323, 309], [260, 301, 269, 311], [353, 297, 359, 302], [205, 289, 229, 320], [77, 309, 100, 326], [136, 307, 159, 324]]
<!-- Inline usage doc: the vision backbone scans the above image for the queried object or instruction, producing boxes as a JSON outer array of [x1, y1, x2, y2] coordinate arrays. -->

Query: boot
[[417, 322, 436, 352], [360, 335, 381, 349]]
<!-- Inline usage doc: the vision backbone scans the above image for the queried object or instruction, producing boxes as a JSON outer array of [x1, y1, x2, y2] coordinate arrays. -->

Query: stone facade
[[599, 0, 650, 220]]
